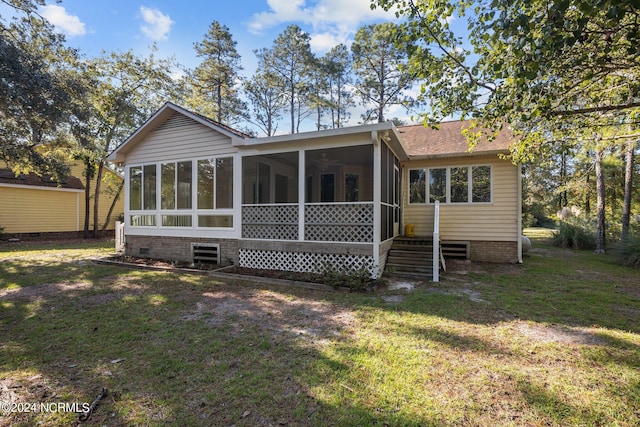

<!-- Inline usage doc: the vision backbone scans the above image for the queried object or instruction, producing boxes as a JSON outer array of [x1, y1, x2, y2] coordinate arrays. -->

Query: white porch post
[[234, 152, 243, 239], [298, 150, 305, 241], [372, 132, 381, 274]]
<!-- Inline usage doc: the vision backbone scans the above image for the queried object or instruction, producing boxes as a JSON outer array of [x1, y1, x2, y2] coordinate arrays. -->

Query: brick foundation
[[469, 240, 519, 263], [125, 235, 239, 266]]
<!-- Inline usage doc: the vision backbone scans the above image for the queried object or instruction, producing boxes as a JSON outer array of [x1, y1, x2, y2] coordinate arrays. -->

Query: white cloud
[[40, 4, 87, 37], [310, 32, 344, 52], [139, 6, 174, 41], [248, 0, 396, 53]]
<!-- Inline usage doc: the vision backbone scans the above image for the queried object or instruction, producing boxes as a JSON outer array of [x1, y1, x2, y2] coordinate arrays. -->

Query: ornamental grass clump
[[552, 207, 596, 250], [611, 232, 640, 269]]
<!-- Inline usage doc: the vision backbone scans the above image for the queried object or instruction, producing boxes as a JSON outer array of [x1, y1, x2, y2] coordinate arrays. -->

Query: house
[[0, 161, 125, 239], [107, 102, 521, 279]]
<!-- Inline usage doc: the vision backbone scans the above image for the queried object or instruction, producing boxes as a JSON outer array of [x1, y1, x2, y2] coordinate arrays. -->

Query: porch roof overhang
[[234, 122, 410, 161], [106, 102, 250, 164]]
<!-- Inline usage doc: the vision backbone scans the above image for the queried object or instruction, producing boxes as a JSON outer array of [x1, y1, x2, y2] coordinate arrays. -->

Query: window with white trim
[[197, 156, 234, 228], [408, 165, 492, 204], [128, 157, 234, 229]]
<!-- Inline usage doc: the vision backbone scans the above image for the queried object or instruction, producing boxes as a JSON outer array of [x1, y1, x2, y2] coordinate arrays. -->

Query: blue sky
[[35, 0, 400, 75]]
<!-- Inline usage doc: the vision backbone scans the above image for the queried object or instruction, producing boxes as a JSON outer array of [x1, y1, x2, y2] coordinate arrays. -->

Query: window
[[409, 165, 492, 204], [130, 167, 142, 210], [162, 215, 192, 227], [198, 157, 234, 209], [143, 165, 157, 210], [472, 166, 491, 202], [409, 169, 426, 204], [216, 157, 233, 208], [429, 168, 446, 203], [161, 163, 176, 209], [130, 214, 156, 226], [160, 161, 191, 210], [450, 167, 469, 203], [130, 165, 156, 211], [320, 173, 335, 202], [198, 215, 233, 228], [345, 174, 359, 202]]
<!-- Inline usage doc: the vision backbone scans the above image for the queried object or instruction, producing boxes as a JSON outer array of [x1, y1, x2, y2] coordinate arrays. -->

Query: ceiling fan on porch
[[311, 152, 341, 170]]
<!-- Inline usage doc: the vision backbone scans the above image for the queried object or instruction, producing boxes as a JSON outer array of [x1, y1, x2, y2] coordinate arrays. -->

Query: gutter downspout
[[517, 162, 523, 263]]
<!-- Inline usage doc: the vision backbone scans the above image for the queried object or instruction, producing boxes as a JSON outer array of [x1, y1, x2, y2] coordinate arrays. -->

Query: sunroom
[[236, 124, 406, 277]]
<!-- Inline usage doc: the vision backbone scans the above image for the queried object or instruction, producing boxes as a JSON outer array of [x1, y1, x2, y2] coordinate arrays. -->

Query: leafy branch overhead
[[373, 0, 640, 145]]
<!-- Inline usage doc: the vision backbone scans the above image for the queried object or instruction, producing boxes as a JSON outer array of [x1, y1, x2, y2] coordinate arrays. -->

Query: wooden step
[[388, 250, 433, 260]]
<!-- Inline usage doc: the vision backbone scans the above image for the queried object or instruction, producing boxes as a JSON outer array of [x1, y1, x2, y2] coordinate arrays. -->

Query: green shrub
[[611, 233, 640, 268], [319, 264, 384, 291], [551, 217, 596, 250]]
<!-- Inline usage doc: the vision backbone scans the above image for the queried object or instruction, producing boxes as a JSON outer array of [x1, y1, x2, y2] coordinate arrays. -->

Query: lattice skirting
[[239, 249, 377, 277]]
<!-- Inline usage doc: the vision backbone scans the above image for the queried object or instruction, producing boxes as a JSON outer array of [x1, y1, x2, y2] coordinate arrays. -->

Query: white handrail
[[432, 201, 440, 282]]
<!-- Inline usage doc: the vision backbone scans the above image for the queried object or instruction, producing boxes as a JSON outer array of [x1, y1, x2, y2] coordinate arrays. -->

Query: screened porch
[[241, 143, 400, 244]]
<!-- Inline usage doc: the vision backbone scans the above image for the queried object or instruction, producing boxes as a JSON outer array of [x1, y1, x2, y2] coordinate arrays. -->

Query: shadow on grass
[[1, 239, 639, 426], [1, 260, 450, 426]]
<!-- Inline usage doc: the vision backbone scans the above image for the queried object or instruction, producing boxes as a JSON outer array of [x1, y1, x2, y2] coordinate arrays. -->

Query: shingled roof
[[0, 169, 84, 190], [397, 121, 512, 158]]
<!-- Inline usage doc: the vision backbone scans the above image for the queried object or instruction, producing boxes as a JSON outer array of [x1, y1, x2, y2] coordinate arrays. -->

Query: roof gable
[[107, 102, 250, 163]]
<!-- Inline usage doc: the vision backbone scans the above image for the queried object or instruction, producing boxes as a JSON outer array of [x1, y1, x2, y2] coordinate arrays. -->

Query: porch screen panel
[[242, 153, 299, 240], [381, 145, 389, 204]]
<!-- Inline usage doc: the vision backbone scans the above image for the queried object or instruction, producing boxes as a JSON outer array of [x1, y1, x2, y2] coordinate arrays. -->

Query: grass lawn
[[0, 236, 639, 426]]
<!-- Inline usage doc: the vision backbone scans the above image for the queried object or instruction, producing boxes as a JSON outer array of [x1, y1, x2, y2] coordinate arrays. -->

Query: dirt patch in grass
[[512, 321, 607, 346], [0, 281, 93, 301], [445, 259, 524, 276], [181, 287, 356, 341]]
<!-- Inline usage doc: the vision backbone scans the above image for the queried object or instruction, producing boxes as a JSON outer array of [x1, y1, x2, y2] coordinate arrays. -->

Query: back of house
[[107, 102, 521, 280]]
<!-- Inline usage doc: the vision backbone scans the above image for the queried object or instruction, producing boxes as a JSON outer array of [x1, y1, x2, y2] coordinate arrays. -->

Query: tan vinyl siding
[[0, 186, 80, 233], [125, 113, 237, 164], [402, 155, 519, 242]]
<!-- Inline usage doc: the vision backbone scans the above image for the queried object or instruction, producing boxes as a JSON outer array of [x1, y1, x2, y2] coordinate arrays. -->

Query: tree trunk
[[100, 180, 124, 235], [93, 160, 104, 238], [621, 138, 636, 241], [83, 159, 93, 239], [290, 74, 295, 134], [595, 148, 606, 254], [584, 173, 591, 216]]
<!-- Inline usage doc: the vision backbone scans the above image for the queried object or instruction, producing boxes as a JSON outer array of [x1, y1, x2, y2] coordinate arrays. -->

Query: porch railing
[[241, 202, 374, 243], [242, 204, 298, 240], [433, 201, 440, 282], [306, 202, 374, 242], [115, 221, 125, 254]]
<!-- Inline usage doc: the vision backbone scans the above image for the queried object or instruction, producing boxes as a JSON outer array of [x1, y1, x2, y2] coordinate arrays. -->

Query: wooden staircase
[[384, 237, 437, 281]]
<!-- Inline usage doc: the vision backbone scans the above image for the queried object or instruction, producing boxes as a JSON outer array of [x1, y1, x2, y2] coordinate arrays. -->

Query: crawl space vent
[[192, 243, 219, 265]]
